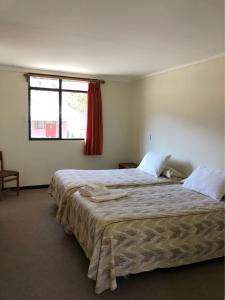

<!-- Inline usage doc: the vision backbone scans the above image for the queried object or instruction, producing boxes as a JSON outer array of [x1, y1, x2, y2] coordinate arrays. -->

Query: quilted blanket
[[49, 168, 171, 223], [65, 184, 225, 294]]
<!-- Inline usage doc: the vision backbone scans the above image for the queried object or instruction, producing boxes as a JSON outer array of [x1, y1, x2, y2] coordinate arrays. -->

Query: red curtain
[[84, 82, 103, 155]]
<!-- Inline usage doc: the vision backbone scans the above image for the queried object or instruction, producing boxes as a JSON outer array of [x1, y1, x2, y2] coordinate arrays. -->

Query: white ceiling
[[0, 0, 224, 80]]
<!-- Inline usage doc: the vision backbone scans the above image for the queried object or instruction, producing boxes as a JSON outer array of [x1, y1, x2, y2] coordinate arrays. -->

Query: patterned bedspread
[[48, 168, 171, 223], [65, 184, 225, 294]]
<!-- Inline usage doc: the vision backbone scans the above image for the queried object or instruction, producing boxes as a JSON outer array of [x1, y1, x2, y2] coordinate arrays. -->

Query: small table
[[119, 162, 138, 169]]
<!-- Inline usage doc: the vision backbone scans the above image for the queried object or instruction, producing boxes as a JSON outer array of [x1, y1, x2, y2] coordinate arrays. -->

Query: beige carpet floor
[[0, 189, 224, 300]]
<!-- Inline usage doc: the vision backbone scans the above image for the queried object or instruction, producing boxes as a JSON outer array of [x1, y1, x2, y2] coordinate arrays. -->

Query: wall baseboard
[[4, 184, 49, 191], [20, 184, 49, 190]]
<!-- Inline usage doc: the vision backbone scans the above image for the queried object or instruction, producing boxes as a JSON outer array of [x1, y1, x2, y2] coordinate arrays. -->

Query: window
[[28, 76, 88, 140]]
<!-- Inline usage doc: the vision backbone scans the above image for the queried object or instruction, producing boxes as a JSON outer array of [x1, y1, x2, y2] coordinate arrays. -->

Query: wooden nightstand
[[119, 162, 138, 169]]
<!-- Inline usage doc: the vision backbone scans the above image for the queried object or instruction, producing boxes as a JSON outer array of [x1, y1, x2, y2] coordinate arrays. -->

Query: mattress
[[65, 184, 225, 294], [49, 168, 172, 223]]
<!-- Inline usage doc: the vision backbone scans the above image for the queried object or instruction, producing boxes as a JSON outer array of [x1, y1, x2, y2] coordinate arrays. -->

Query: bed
[[64, 184, 225, 294], [49, 168, 173, 223]]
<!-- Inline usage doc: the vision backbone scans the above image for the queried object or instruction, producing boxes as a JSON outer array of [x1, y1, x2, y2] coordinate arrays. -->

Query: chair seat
[[0, 170, 19, 178]]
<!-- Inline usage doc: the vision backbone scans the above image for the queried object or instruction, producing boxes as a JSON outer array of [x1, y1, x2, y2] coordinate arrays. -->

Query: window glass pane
[[30, 76, 59, 89], [30, 90, 59, 138], [62, 80, 88, 91], [62, 92, 87, 139]]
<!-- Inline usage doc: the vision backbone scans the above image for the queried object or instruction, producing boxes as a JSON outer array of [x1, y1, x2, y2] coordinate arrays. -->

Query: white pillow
[[183, 166, 225, 200], [138, 152, 171, 177]]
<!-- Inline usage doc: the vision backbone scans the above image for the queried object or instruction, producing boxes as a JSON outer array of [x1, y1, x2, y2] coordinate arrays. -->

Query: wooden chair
[[0, 151, 19, 196]]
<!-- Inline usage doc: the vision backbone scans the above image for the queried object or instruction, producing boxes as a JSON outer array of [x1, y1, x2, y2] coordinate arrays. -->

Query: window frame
[[28, 76, 88, 141]]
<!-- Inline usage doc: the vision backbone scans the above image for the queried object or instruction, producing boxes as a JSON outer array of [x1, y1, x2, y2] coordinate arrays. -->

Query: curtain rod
[[24, 72, 105, 84]]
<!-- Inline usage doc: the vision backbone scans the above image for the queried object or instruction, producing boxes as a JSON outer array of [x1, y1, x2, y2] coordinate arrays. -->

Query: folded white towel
[[91, 190, 128, 202], [78, 184, 110, 197], [78, 184, 128, 202]]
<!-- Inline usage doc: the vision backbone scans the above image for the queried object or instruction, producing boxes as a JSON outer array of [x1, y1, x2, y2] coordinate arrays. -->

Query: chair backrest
[[0, 151, 3, 170]]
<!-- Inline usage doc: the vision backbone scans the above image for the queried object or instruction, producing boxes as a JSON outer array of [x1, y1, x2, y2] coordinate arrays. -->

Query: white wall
[[0, 70, 132, 186], [131, 57, 224, 174], [1, 57, 224, 186]]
